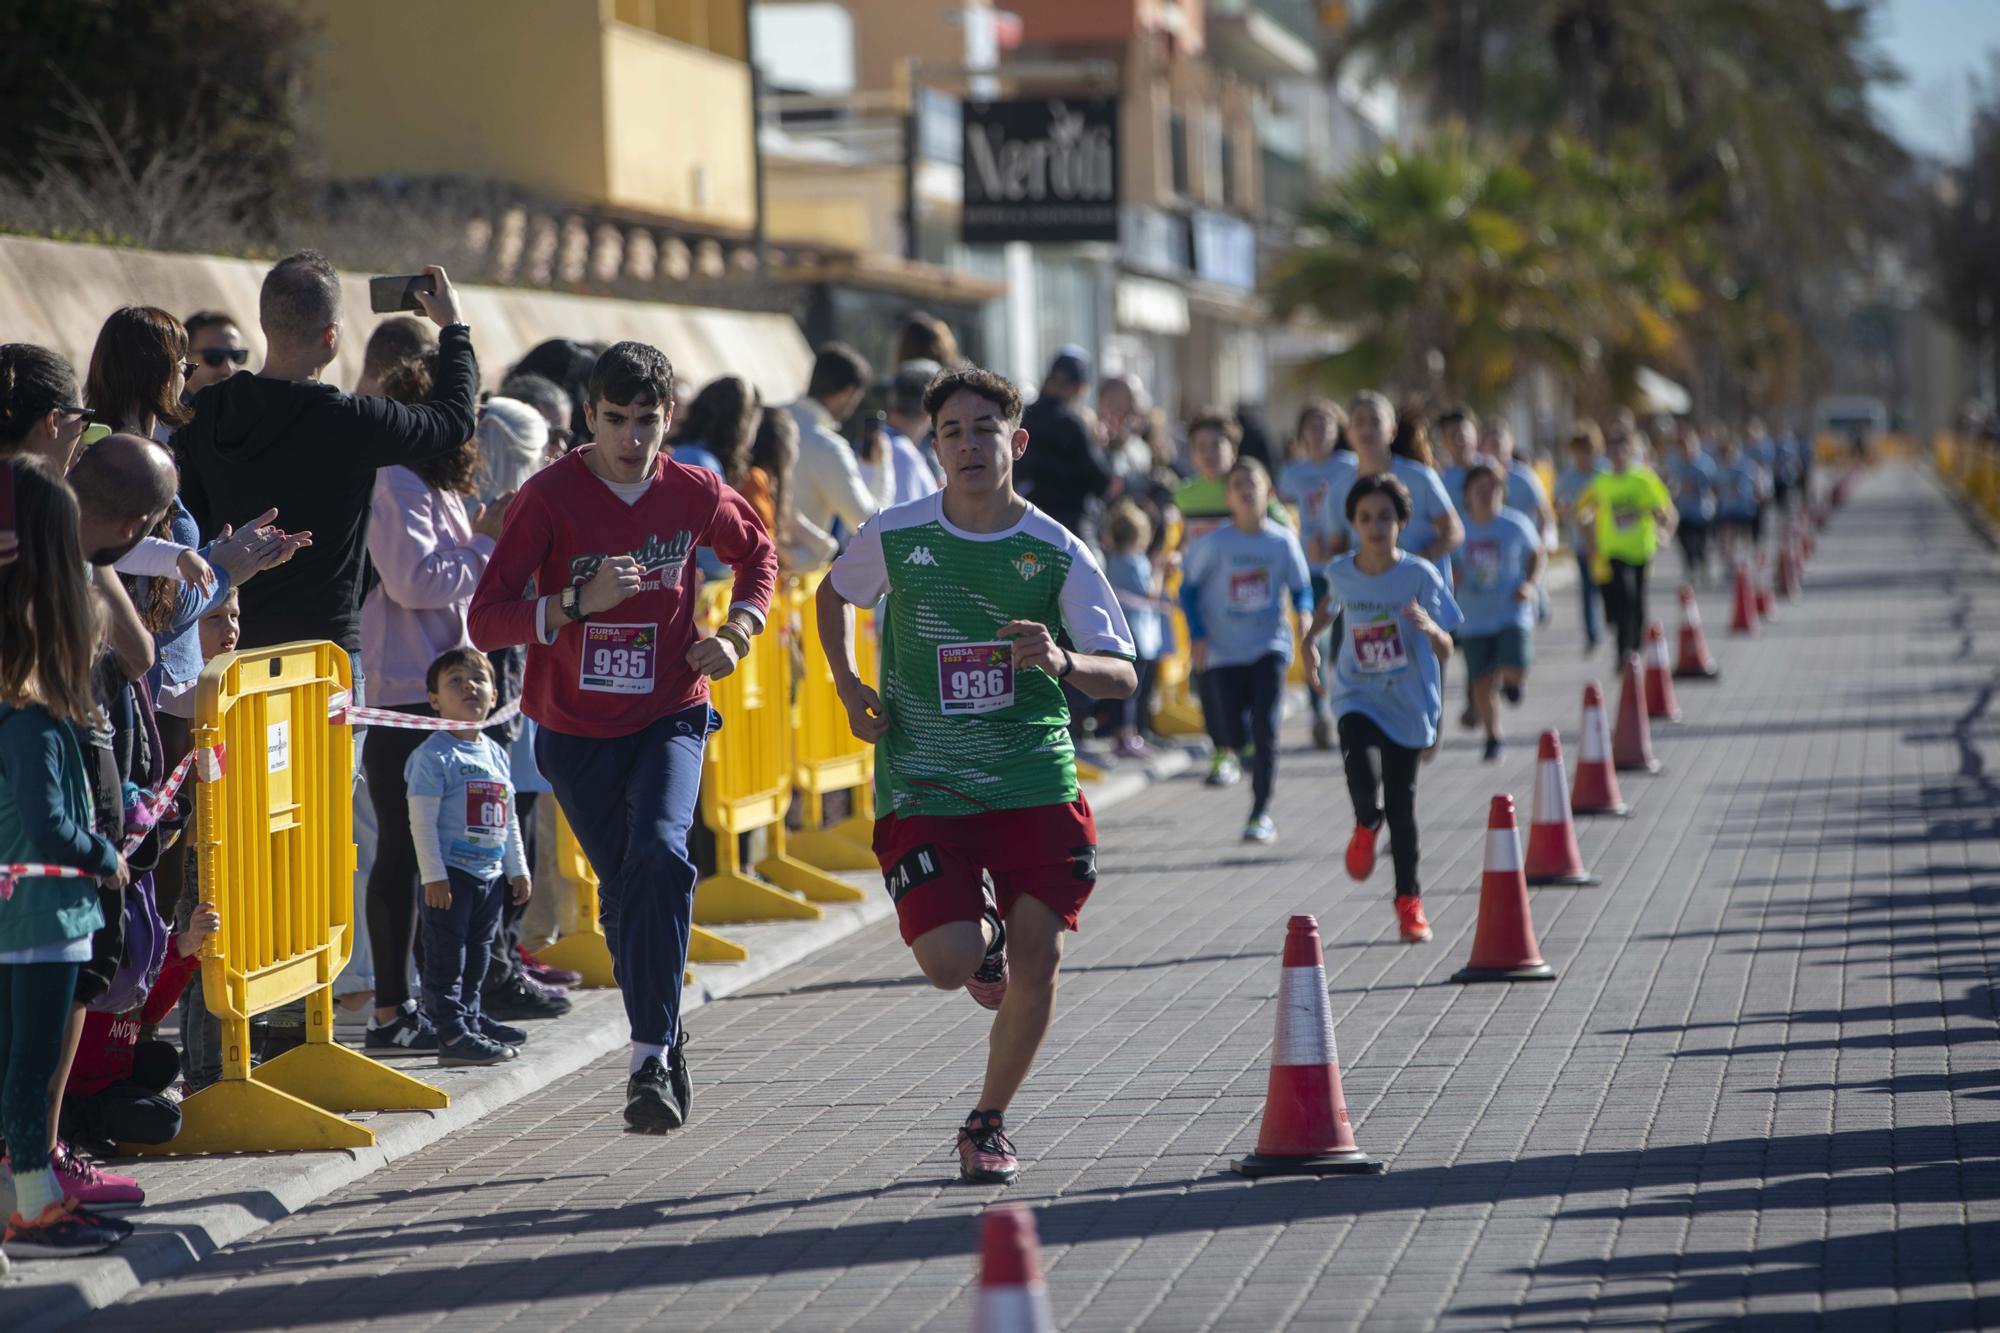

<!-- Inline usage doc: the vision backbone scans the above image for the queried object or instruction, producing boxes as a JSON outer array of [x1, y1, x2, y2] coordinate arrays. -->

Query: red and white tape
[[326, 690, 522, 731], [0, 742, 224, 899]]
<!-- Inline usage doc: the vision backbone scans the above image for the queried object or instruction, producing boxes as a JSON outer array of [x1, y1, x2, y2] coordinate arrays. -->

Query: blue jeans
[[1573, 549, 1602, 646], [534, 704, 714, 1047], [418, 867, 507, 1041]]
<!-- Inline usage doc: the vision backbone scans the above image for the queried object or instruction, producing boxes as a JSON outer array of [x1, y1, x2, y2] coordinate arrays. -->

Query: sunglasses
[[197, 347, 252, 368]]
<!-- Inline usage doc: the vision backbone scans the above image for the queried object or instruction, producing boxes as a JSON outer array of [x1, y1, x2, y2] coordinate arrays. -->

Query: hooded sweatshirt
[[172, 325, 479, 655]]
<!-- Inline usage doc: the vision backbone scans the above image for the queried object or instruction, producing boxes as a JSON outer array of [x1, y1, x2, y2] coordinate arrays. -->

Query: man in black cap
[[1014, 345, 1114, 547]]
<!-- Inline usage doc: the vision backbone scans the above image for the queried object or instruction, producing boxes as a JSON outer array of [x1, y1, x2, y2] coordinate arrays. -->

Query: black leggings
[[1337, 713, 1422, 896], [1204, 652, 1286, 818], [1598, 558, 1648, 658], [362, 703, 435, 1009], [0, 961, 79, 1176]]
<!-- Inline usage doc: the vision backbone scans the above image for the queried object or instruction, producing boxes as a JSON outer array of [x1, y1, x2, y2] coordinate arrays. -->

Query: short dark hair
[[1437, 404, 1479, 432], [183, 310, 240, 340], [0, 343, 79, 448], [86, 306, 191, 431], [808, 342, 873, 401], [1187, 410, 1241, 447], [923, 365, 1024, 429], [1345, 472, 1413, 523], [891, 359, 942, 416], [1462, 458, 1504, 493], [588, 340, 674, 409], [425, 645, 493, 696], [362, 316, 437, 382], [260, 250, 342, 347], [1227, 456, 1272, 489], [500, 372, 571, 433], [67, 431, 178, 523]]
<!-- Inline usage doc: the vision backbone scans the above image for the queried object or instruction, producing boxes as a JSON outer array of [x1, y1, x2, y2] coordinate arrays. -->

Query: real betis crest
[[1011, 550, 1043, 581]]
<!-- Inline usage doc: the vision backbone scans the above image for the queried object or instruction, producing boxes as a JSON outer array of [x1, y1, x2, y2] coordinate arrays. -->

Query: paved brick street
[[89, 463, 2000, 1330]]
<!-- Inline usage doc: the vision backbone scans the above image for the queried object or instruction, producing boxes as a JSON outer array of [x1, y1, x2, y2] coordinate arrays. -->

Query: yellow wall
[[600, 23, 757, 231], [306, 0, 754, 233]]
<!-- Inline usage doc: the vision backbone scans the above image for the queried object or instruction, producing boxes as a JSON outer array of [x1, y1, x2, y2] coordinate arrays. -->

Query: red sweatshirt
[[468, 448, 778, 739], [68, 943, 200, 1096]]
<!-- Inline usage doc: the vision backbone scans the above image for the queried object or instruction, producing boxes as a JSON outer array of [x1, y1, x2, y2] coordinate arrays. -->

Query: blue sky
[[1872, 0, 2000, 159]]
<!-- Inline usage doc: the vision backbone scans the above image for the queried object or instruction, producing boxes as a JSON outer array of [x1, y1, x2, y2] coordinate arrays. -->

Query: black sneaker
[[1459, 703, 1478, 730], [624, 1056, 686, 1134], [483, 972, 572, 1021], [666, 1032, 692, 1117], [364, 1002, 439, 1051], [967, 901, 1008, 1010], [1483, 737, 1503, 763], [476, 1016, 529, 1047], [439, 1033, 516, 1067], [4, 1199, 126, 1256], [1501, 681, 1523, 706]]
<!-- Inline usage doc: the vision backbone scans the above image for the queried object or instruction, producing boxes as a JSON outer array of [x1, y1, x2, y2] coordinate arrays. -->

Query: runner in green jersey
[[816, 365, 1136, 1184]]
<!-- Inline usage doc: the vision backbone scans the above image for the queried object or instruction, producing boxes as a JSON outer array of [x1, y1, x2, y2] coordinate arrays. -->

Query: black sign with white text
[[961, 96, 1120, 244]]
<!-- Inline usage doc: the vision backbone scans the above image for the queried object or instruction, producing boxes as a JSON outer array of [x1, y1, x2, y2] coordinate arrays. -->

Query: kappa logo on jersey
[[1011, 551, 1043, 581], [567, 529, 695, 586], [904, 545, 939, 567]]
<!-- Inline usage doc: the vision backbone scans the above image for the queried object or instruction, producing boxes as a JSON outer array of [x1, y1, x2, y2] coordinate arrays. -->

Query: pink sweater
[[361, 466, 495, 707]]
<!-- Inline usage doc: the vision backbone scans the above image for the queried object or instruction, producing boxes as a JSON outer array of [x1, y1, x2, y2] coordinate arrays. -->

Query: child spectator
[[0, 457, 130, 1257], [404, 649, 532, 1068], [1101, 500, 1167, 758], [62, 903, 219, 1153]]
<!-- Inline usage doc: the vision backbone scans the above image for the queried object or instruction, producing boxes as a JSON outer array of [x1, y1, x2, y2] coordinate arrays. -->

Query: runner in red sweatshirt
[[468, 341, 776, 1134]]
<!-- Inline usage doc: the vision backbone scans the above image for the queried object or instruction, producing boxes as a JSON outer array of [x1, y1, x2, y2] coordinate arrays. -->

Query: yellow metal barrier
[[136, 642, 445, 1155], [786, 570, 879, 874], [696, 581, 862, 923], [1151, 566, 1206, 735], [536, 805, 742, 983]]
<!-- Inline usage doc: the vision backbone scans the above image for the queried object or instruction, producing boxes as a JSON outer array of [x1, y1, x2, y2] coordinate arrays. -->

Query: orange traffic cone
[[1755, 556, 1776, 619], [1730, 563, 1759, 634], [1451, 796, 1557, 983], [1524, 731, 1598, 886], [1673, 585, 1720, 680], [1642, 623, 1680, 722], [1570, 681, 1630, 817], [976, 1206, 1054, 1333], [1613, 653, 1661, 774], [1231, 915, 1384, 1177]]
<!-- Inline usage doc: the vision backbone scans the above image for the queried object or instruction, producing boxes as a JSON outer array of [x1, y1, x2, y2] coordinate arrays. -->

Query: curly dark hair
[[382, 351, 478, 495], [922, 365, 1023, 428], [673, 375, 760, 485]]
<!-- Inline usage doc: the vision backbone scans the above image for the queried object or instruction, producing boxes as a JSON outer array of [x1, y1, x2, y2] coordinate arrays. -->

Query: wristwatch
[[559, 586, 584, 623]]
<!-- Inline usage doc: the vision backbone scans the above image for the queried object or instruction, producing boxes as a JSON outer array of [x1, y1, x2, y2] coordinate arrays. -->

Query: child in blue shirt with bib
[[1182, 459, 1312, 844], [1304, 473, 1462, 945], [406, 648, 533, 1068], [1450, 461, 1545, 762]]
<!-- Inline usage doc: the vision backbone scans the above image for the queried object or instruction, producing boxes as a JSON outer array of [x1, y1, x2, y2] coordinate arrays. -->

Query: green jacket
[[0, 702, 112, 954]]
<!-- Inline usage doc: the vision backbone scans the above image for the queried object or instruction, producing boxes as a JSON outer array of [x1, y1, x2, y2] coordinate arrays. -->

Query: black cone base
[[1527, 871, 1601, 887], [1674, 665, 1721, 681], [1573, 803, 1631, 818], [1451, 961, 1557, 984], [1615, 758, 1663, 775], [1232, 1150, 1386, 1178]]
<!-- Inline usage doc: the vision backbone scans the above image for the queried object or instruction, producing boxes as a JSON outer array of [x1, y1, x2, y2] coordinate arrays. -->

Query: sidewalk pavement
[[28, 462, 2000, 1330]]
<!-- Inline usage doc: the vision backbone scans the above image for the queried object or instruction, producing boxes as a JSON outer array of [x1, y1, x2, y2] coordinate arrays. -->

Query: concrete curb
[[0, 744, 1194, 1330]]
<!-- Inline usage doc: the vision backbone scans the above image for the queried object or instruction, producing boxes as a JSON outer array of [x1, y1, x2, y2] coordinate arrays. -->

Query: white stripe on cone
[[978, 1286, 1053, 1333], [1486, 826, 1522, 874], [1579, 706, 1610, 762], [1647, 634, 1670, 669], [1532, 759, 1568, 825], [1274, 963, 1339, 1067], [1686, 600, 1703, 628]]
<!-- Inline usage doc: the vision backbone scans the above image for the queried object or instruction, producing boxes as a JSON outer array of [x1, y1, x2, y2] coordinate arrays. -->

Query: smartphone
[[0, 458, 15, 534], [368, 274, 435, 314]]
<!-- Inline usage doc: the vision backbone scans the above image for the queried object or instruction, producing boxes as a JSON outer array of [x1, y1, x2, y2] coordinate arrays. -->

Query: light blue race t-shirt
[[1341, 458, 1457, 557], [1105, 551, 1166, 661], [1556, 460, 1608, 547], [1324, 551, 1463, 749], [1503, 461, 1549, 525], [1450, 509, 1541, 636], [1717, 460, 1762, 519], [1278, 453, 1359, 551], [1664, 453, 1719, 522], [405, 732, 516, 881], [1181, 522, 1313, 668], [1441, 462, 1470, 517]]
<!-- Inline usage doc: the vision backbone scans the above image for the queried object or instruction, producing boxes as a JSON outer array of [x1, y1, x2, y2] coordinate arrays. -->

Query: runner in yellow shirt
[[1574, 426, 1676, 660]]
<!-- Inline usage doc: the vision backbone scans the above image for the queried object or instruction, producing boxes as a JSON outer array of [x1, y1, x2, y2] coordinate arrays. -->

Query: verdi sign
[[962, 96, 1120, 244]]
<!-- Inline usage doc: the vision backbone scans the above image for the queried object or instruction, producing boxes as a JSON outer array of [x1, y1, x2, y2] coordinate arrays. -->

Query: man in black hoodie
[[175, 251, 478, 676]]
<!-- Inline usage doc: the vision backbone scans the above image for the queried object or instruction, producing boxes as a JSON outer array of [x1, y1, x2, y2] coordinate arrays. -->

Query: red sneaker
[[516, 945, 583, 989], [1345, 823, 1378, 882], [1395, 895, 1432, 944]]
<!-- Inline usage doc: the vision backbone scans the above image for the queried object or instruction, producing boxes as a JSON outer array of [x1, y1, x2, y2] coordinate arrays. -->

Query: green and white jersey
[[829, 493, 1135, 817]]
